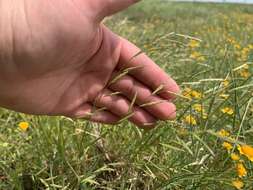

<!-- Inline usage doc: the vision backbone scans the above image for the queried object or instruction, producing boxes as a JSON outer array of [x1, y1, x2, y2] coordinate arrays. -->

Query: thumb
[[88, 0, 141, 21]]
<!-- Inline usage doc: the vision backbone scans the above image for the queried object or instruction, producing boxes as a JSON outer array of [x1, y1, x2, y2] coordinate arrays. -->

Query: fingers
[[68, 103, 120, 124], [95, 89, 157, 128], [117, 38, 180, 100], [87, 0, 141, 21], [109, 73, 177, 120]]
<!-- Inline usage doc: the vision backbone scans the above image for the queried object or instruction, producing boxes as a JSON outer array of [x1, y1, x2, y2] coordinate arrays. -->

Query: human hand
[[0, 0, 179, 128]]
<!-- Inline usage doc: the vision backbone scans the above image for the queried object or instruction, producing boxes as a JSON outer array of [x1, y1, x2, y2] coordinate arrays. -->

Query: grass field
[[1, 1, 253, 189]]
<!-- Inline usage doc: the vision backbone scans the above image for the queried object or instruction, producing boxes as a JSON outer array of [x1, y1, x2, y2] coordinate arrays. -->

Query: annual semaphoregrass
[[1, 1, 253, 189]]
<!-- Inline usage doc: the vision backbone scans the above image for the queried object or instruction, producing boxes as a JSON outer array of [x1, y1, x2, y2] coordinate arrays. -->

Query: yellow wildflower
[[188, 40, 200, 48], [184, 115, 197, 126], [227, 37, 236, 44], [238, 70, 250, 78], [234, 44, 241, 50], [236, 163, 247, 178], [191, 90, 203, 99], [238, 145, 253, 161], [190, 51, 201, 59], [222, 142, 233, 151], [182, 88, 203, 100], [241, 47, 250, 56], [190, 52, 205, 62], [232, 179, 244, 190], [248, 44, 253, 49], [222, 80, 229, 87], [193, 104, 203, 112], [219, 93, 230, 99], [182, 87, 192, 99], [218, 129, 230, 137], [221, 107, 234, 115], [231, 153, 240, 161], [18, 122, 29, 132], [192, 104, 208, 119], [202, 112, 208, 119]]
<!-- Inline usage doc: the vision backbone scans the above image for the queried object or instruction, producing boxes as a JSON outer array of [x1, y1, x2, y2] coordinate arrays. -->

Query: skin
[[0, 0, 180, 128]]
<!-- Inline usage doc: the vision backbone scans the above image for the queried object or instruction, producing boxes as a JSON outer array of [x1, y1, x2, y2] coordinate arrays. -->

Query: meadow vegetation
[[0, 1, 253, 189]]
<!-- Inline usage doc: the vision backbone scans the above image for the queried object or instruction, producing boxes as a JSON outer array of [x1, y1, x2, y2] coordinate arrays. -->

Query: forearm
[[0, 1, 15, 74], [0, 3, 11, 108]]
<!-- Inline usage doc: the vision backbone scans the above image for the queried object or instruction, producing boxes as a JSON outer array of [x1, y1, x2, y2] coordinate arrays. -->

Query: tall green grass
[[1, 1, 253, 189]]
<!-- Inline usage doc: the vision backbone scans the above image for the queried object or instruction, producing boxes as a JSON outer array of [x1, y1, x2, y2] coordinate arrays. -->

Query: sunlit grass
[[1, 1, 253, 189]]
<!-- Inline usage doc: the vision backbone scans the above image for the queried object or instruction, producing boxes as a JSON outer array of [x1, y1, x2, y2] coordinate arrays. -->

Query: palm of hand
[[1, 1, 179, 128]]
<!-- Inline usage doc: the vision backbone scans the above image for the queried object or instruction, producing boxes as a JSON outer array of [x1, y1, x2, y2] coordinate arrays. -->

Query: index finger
[[117, 38, 180, 100]]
